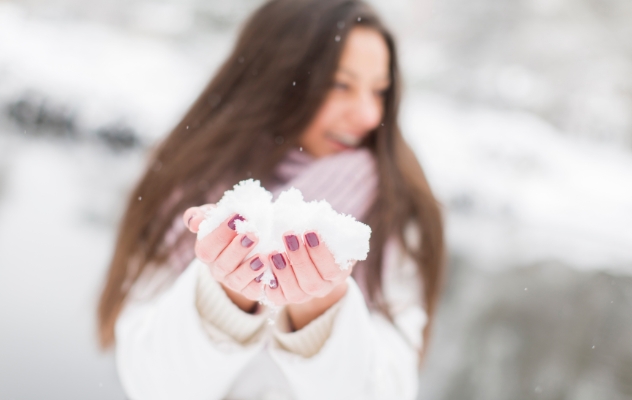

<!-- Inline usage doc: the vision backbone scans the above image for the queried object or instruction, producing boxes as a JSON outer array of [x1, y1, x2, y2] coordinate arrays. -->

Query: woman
[[97, 0, 444, 399]]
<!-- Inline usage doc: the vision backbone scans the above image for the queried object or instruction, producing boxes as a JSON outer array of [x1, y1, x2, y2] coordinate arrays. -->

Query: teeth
[[332, 133, 360, 146]]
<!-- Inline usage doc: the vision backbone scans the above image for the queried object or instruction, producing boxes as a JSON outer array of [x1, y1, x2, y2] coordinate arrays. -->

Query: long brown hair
[[97, 0, 445, 354]]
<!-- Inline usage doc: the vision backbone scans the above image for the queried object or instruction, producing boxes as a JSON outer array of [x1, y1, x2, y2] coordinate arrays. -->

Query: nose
[[350, 90, 383, 133]]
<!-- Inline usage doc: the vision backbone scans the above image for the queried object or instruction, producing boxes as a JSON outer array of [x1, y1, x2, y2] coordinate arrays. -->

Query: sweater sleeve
[[195, 259, 268, 344], [114, 260, 266, 400], [267, 276, 423, 400], [272, 297, 343, 357]]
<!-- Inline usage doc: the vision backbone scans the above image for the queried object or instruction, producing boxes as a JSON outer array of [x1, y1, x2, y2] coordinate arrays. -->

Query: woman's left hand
[[264, 231, 353, 329]]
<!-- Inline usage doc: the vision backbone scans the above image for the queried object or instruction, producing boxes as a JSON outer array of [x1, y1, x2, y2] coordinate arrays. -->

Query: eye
[[374, 87, 389, 98], [333, 81, 350, 91]]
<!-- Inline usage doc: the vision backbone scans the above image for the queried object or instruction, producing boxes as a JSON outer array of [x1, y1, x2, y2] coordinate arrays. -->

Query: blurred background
[[0, 0, 631, 398]]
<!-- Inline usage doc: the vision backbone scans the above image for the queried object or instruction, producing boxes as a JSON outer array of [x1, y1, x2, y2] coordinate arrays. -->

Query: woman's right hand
[[183, 206, 268, 312]]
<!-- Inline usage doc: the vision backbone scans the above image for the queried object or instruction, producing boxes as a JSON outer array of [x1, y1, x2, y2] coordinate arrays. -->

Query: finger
[[194, 213, 245, 264], [213, 233, 258, 277], [264, 276, 288, 306], [183, 204, 217, 233], [183, 207, 202, 232], [209, 265, 228, 283], [242, 276, 265, 302], [224, 254, 267, 292], [303, 231, 341, 282], [338, 262, 354, 282], [283, 233, 332, 297], [270, 252, 311, 303]]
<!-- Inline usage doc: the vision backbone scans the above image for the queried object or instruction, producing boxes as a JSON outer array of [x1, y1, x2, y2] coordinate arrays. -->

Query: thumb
[[183, 204, 216, 233]]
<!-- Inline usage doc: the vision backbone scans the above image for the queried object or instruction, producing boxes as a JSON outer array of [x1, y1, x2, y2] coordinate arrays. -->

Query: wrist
[[220, 282, 258, 313], [286, 280, 348, 331]]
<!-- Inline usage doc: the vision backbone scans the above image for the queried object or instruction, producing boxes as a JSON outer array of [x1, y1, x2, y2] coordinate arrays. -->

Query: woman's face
[[299, 27, 391, 158]]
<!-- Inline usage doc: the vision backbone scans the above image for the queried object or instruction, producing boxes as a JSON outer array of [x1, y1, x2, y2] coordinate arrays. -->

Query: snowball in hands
[[197, 179, 371, 286]]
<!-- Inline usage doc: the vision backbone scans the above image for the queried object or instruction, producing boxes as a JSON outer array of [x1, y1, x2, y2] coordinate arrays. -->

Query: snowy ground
[[402, 94, 632, 273], [0, 2, 631, 399]]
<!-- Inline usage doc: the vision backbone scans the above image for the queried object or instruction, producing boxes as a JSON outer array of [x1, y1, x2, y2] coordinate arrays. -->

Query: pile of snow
[[198, 180, 371, 285]]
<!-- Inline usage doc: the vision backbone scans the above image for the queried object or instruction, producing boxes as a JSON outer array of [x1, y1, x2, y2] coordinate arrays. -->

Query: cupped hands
[[183, 205, 352, 320]]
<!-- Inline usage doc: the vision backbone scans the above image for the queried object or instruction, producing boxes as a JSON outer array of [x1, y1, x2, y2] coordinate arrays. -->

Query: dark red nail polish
[[227, 214, 245, 230], [250, 257, 264, 271], [305, 232, 319, 248], [284, 235, 299, 251], [254, 273, 264, 282], [272, 254, 286, 270], [269, 278, 278, 289], [241, 235, 254, 247]]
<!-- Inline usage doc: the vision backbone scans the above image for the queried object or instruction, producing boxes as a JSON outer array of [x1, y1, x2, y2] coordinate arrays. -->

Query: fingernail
[[250, 257, 264, 271], [305, 232, 319, 248], [241, 235, 254, 248], [227, 214, 245, 230], [284, 235, 299, 251], [272, 253, 286, 270], [254, 273, 264, 282], [187, 214, 195, 228], [269, 278, 278, 289]]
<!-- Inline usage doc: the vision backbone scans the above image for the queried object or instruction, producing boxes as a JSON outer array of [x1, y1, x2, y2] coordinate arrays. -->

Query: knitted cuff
[[195, 262, 267, 344], [273, 296, 344, 358]]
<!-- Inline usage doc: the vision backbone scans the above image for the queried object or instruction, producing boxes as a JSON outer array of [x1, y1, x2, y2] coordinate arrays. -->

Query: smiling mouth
[[326, 132, 362, 148]]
